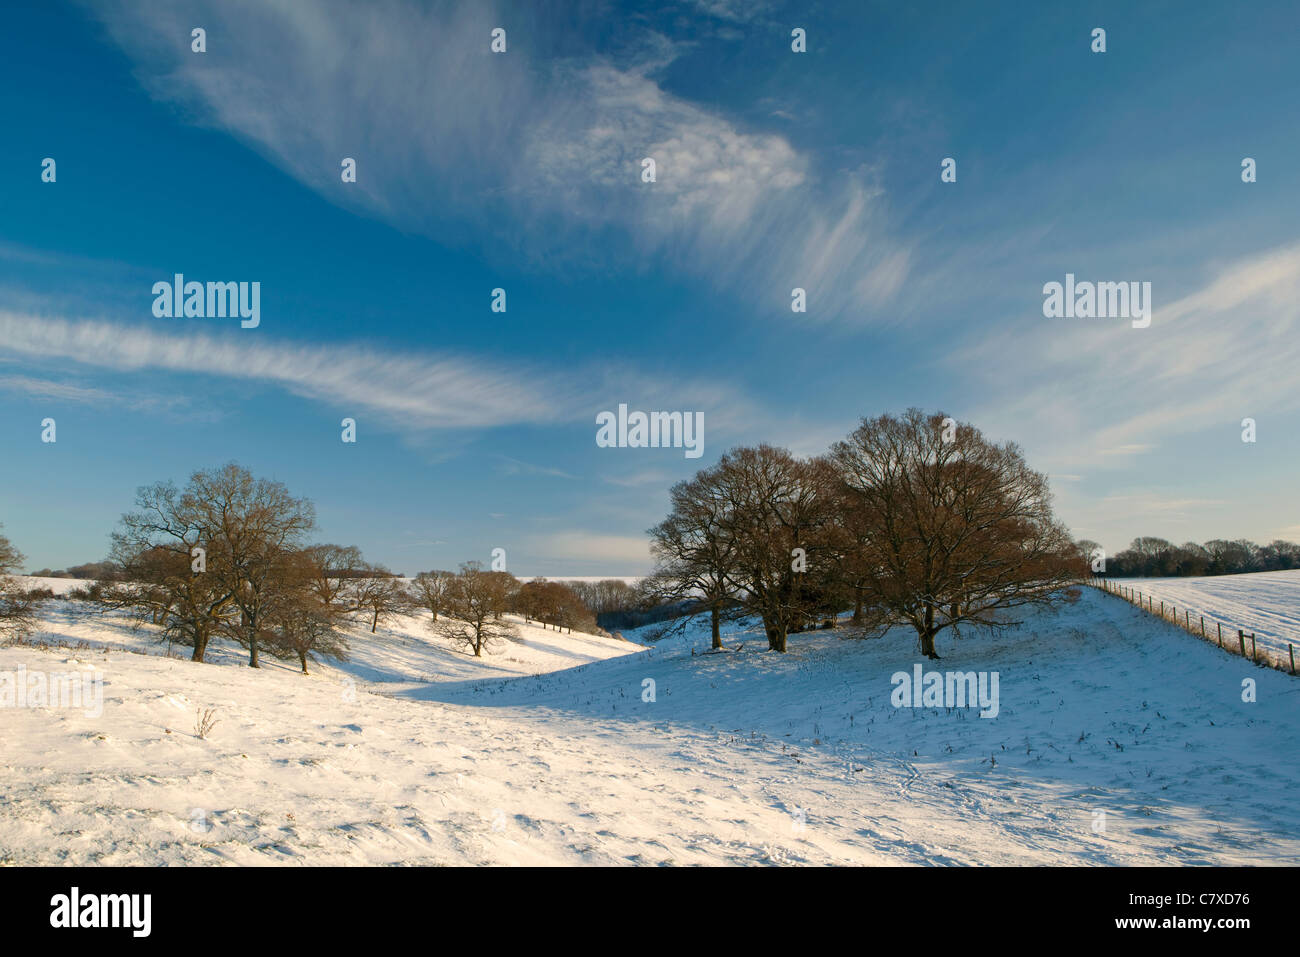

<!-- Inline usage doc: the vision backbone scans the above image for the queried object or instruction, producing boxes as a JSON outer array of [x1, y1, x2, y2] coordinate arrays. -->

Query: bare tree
[[647, 467, 741, 650], [106, 484, 236, 662], [0, 525, 46, 641], [183, 463, 316, 668], [434, 562, 516, 656], [410, 569, 454, 621], [484, 570, 519, 621], [830, 409, 1077, 659], [349, 564, 408, 633], [263, 550, 350, 674], [706, 446, 840, 652], [301, 544, 365, 609]]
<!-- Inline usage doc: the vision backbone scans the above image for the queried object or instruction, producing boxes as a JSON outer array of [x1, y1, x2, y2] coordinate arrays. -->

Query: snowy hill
[[1, 588, 1296, 865]]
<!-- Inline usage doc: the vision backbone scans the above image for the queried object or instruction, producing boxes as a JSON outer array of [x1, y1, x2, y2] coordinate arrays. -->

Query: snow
[[1115, 569, 1300, 664], [1, 587, 1297, 865], [18, 575, 97, 596]]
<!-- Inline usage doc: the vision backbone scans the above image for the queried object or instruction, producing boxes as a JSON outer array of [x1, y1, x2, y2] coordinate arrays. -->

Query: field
[[1119, 569, 1300, 662], [2, 581, 1297, 866]]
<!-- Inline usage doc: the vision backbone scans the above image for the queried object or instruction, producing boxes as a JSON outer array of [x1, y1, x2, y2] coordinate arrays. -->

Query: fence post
[[1217, 622, 1222, 647], [1251, 634, 1257, 663], [1291, 644, 1296, 675], [1238, 629, 1246, 656], [1185, 610, 1189, 629], [1200, 615, 1204, 637]]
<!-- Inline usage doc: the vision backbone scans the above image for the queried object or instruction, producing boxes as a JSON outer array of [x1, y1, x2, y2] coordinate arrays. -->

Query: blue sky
[[2, 0, 1298, 575]]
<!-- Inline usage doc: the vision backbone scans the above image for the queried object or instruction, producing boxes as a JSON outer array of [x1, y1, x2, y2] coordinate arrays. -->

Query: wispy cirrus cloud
[[958, 242, 1300, 470], [0, 373, 201, 416], [87, 0, 908, 321], [495, 456, 578, 480], [0, 310, 757, 435], [0, 310, 581, 429]]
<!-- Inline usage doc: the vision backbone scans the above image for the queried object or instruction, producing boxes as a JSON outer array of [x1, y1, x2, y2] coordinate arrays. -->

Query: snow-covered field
[[1118, 569, 1300, 663], [1, 586, 1297, 865]]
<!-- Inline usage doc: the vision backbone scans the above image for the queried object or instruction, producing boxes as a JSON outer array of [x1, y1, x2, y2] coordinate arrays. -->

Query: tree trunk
[[711, 606, 722, 650], [243, 610, 260, 667], [192, 632, 208, 663], [852, 591, 864, 623], [920, 603, 940, 659], [766, 622, 787, 653], [371, 609, 379, 632], [299, 650, 309, 675]]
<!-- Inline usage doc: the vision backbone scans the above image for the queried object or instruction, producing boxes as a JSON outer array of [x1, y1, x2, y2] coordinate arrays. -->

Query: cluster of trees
[[3, 467, 611, 667], [647, 410, 1082, 658], [99, 463, 349, 671], [1089, 536, 1300, 578], [96, 464, 614, 667], [517, 579, 600, 634], [29, 560, 116, 580], [566, 579, 637, 617]]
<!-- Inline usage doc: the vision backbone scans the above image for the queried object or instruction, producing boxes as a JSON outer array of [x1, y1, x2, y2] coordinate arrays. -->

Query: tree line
[[645, 409, 1083, 658], [1084, 536, 1300, 578]]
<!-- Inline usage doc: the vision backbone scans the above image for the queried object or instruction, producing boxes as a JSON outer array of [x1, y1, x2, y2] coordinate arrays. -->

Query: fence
[[1091, 577, 1296, 675]]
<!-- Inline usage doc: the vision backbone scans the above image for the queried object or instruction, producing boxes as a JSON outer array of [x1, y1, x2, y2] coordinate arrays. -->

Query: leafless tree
[[263, 550, 350, 674], [484, 570, 519, 621], [182, 463, 316, 668], [106, 484, 236, 662], [830, 409, 1077, 659], [301, 544, 365, 609], [434, 562, 516, 656], [706, 446, 841, 652], [647, 468, 742, 649], [410, 569, 454, 621], [348, 564, 409, 633]]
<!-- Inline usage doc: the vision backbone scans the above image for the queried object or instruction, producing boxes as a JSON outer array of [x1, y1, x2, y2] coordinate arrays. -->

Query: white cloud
[[0, 309, 756, 436], [959, 242, 1300, 470], [88, 0, 906, 321], [496, 456, 578, 479], [0, 373, 199, 415], [0, 310, 579, 429]]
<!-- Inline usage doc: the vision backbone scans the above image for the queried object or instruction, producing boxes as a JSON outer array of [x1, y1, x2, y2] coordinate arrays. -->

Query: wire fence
[[1091, 577, 1297, 675]]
